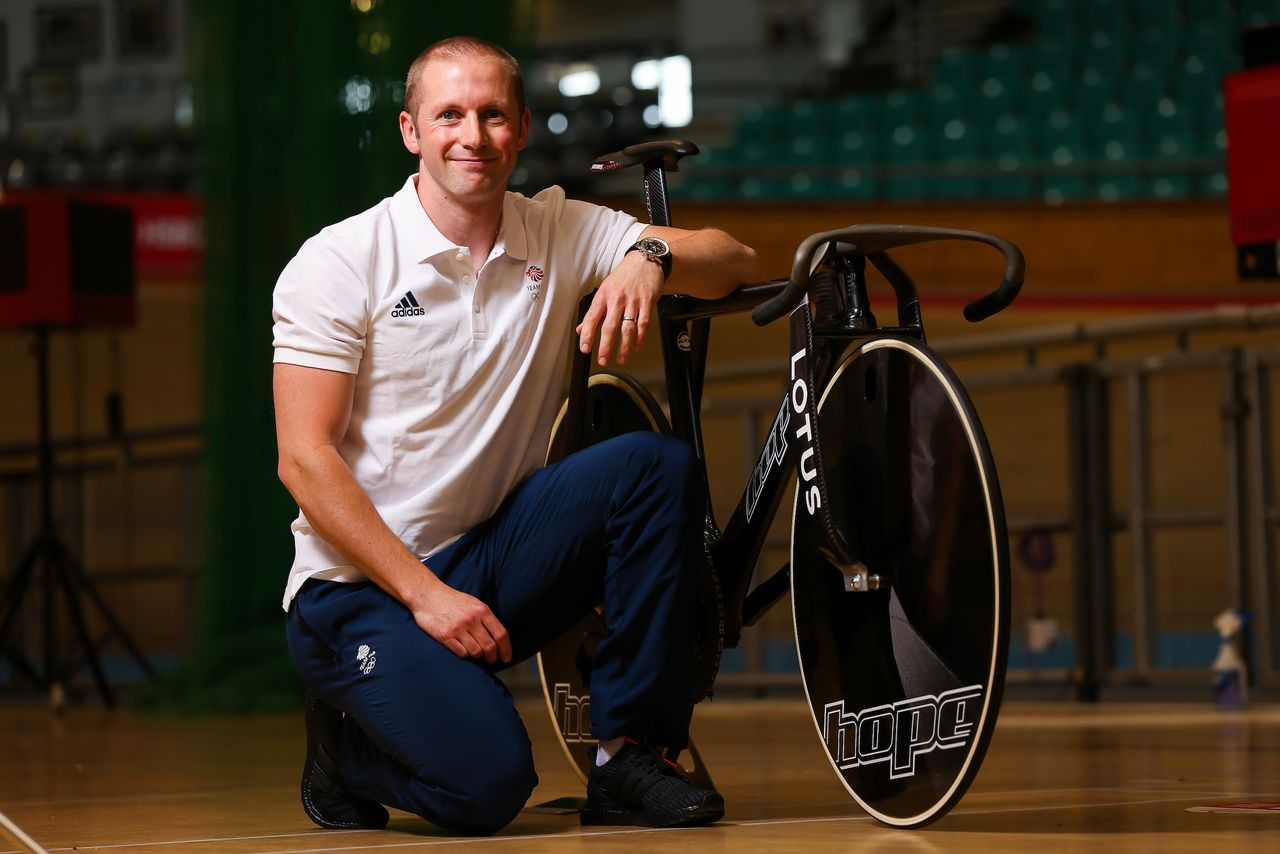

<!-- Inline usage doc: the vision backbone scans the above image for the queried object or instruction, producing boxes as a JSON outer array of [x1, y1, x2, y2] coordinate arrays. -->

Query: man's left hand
[[576, 252, 663, 366]]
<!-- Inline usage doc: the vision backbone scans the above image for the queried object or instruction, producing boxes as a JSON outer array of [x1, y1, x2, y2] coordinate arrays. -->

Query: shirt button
[[473, 303, 481, 313], [455, 252, 465, 262], [463, 274, 473, 283]]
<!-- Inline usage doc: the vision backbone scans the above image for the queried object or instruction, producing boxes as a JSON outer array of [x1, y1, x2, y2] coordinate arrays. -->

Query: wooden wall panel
[[594, 198, 1263, 305]]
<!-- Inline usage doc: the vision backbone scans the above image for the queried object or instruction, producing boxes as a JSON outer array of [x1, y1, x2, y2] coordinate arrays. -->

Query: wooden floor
[[1, 696, 1278, 852]]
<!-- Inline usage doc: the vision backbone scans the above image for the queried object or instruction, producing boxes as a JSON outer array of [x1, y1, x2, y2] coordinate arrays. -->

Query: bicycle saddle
[[590, 139, 700, 173]]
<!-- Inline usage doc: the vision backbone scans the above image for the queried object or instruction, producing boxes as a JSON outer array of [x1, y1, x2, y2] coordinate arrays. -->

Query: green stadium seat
[[1183, 0, 1234, 23], [832, 166, 879, 200], [884, 174, 932, 201], [986, 174, 1034, 199], [833, 95, 881, 135], [785, 171, 834, 199], [736, 103, 785, 143], [1023, 67, 1071, 115], [882, 89, 926, 126], [786, 99, 833, 137], [1123, 60, 1169, 108], [1028, 0, 1079, 35], [1096, 173, 1147, 201], [1188, 120, 1227, 157], [1131, 0, 1179, 27], [1149, 173, 1193, 197], [884, 121, 932, 164], [987, 112, 1036, 158], [1239, 0, 1279, 28], [1081, 28, 1129, 75], [1133, 26, 1178, 67], [736, 138, 774, 166], [737, 176, 788, 200], [1042, 174, 1091, 203], [1199, 170, 1228, 198], [933, 50, 981, 89], [837, 127, 884, 164]]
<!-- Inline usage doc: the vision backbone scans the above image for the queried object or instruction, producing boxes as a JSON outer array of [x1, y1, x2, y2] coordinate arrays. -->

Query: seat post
[[642, 159, 673, 227]]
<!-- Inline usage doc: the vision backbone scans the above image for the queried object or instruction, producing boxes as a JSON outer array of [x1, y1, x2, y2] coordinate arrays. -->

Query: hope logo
[[822, 684, 983, 778]]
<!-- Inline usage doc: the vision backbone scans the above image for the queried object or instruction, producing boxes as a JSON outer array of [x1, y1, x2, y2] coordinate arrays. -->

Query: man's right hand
[[413, 583, 513, 665]]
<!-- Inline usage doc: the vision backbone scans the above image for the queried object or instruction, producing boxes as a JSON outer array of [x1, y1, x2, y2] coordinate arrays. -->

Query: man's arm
[[274, 362, 511, 664], [577, 226, 758, 366]]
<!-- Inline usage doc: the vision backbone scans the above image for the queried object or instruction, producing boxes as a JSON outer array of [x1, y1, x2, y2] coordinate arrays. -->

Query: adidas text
[[391, 306, 425, 317]]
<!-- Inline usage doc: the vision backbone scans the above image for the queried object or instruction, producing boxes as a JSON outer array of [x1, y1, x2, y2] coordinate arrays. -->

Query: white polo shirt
[[273, 175, 645, 609]]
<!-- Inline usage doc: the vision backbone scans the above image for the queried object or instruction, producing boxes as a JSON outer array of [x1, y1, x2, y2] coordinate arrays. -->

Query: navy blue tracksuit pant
[[284, 433, 701, 834]]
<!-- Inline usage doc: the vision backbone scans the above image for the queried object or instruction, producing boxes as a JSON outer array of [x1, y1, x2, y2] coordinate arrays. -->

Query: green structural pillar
[[154, 2, 520, 711]]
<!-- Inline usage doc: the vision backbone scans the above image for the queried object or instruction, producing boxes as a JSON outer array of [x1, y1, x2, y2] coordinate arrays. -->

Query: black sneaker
[[301, 695, 390, 830], [580, 739, 724, 828]]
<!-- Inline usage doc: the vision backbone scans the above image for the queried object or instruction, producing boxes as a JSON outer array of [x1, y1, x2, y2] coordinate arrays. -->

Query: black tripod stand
[[0, 326, 155, 707]]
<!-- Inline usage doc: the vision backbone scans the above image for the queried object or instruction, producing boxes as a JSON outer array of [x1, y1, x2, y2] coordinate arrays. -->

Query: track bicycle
[[536, 140, 1025, 828]]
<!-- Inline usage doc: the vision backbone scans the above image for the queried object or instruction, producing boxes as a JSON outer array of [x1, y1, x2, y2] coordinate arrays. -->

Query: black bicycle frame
[[561, 153, 932, 646]]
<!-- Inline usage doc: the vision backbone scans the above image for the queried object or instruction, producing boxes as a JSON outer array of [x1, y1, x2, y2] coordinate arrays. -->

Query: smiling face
[[399, 56, 530, 210]]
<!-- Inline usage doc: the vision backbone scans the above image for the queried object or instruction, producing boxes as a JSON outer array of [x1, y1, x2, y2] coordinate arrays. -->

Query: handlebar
[[750, 224, 1025, 327]]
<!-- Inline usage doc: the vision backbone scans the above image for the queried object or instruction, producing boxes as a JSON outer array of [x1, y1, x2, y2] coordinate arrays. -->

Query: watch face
[[639, 236, 670, 258]]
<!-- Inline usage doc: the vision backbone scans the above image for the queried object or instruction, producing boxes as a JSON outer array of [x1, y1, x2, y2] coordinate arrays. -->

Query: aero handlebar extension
[[751, 225, 1025, 327]]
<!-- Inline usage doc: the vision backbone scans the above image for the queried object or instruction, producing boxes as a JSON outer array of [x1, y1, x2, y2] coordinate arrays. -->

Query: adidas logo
[[391, 291, 425, 317]]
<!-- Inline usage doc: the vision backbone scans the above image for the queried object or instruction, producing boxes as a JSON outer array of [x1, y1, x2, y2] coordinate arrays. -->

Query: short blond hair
[[404, 36, 525, 120]]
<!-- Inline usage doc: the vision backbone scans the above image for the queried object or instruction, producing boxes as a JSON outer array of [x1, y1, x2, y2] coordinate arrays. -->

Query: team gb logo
[[356, 644, 376, 675], [524, 265, 544, 301]]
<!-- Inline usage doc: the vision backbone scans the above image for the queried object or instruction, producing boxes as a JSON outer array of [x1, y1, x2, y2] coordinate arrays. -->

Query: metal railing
[[5, 304, 1280, 698]]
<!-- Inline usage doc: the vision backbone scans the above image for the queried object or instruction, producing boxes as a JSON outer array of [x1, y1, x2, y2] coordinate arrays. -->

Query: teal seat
[[735, 103, 785, 145], [831, 166, 880, 200], [1198, 170, 1228, 198], [1122, 60, 1168, 109], [836, 126, 885, 165], [884, 174, 931, 201], [1183, 0, 1233, 23], [736, 138, 773, 166], [1239, 0, 1278, 28], [1094, 125, 1145, 162], [781, 133, 836, 165], [1042, 174, 1091, 203], [986, 173, 1034, 199], [881, 89, 926, 129], [1081, 29, 1128, 76], [933, 51, 980, 89], [883, 122, 932, 164], [1131, 0, 1179, 27], [1095, 173, 1147, 201], [786, 99, 833, 137], [1149, 173, 1192, 197], [1151, 130, 1190, 160], [1188, 119, 1227, 158], [1023, 67, 1070, 115], [987, 112, 1035, 159], [784, 171, 834, 200], [1028, 0, 1078, 35], [737, 176, 789, 200], [833, 95, 881, 136], [1133, 26, 1178, 68]]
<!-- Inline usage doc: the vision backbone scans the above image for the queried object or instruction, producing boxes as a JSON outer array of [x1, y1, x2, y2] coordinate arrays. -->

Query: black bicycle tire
[[537, 371, 672, 785], [790, 334, 1010, 828]]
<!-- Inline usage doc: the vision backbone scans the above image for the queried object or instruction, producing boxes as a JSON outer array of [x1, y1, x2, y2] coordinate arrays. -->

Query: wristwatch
[[626, 236, 672, 281]]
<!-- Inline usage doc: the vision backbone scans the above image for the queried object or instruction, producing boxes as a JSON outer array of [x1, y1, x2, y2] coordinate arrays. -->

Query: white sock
[[595, 737, 625, 766]]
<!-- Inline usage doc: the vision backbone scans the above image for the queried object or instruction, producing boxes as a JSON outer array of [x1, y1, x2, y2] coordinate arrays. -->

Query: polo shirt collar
[[493, 193, 528, 262], [392, 175, 528, 263]]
